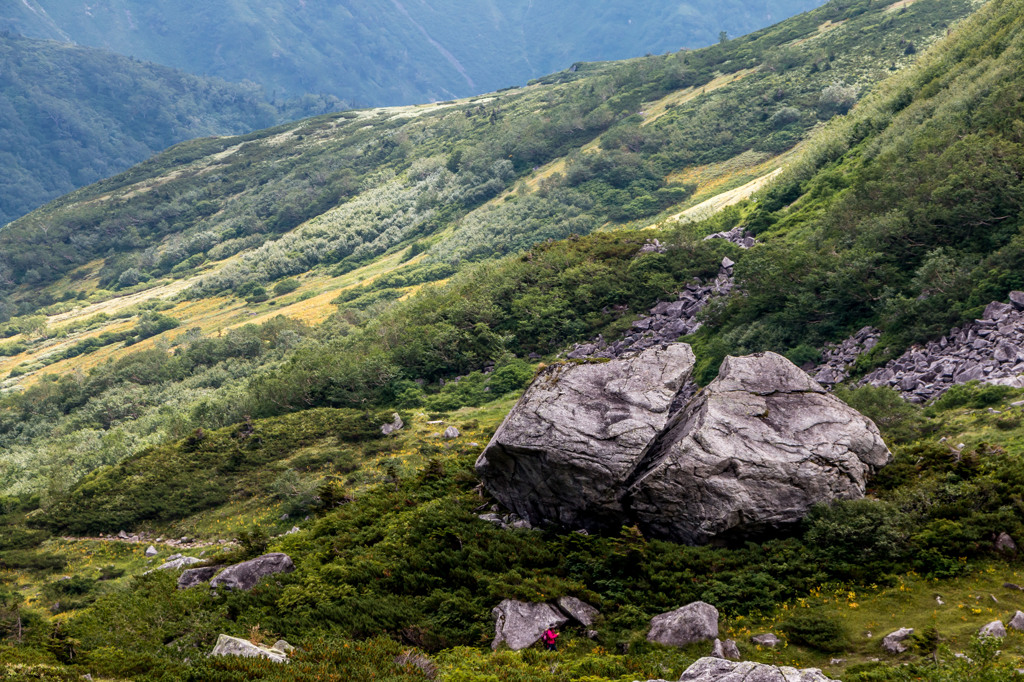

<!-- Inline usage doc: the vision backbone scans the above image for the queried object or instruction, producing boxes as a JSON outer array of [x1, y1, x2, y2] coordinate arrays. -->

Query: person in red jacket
[[542, 628, 559, 651]]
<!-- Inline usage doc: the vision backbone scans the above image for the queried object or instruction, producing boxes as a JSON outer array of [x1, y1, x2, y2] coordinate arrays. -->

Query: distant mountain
[[0, 33, 340, 226], [1, 0, 825, 106]]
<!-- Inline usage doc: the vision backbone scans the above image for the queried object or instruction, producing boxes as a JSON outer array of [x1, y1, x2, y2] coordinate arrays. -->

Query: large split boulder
[[210, 553, 294, 591], [627, 352, 891, 543], [476, 344, 696, 531], [491, 599, 569, 651]]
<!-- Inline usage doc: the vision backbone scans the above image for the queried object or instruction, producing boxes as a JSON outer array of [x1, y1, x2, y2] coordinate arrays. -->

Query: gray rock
[[711, 638, 740, 660], [556, 596, 599, 626], [628, 352, 891, 543], [882, 627, 913, 654], [272, 639, 295, 654], [980, 620, 1006, 638], [996, 532, 1017, 553], [145, 545, 158, 557], [210, 634, 288, 663], [1010, 291, 1024, 311], [152, 556, 202, 572], [210, 553, 294, 591], [1009, 611, 1024, 631], [381, 412, 404, 435], [647, 601, 718, 647], [751, 633, 781, 648], [491, 599, 569, 651], [117, 530, 129, 539], [177, 565, 223, 589], [443, 426, 460, 439], [476, 344, 696, 531], [394, 651, 437, 679], [675, 657, 838, 681]]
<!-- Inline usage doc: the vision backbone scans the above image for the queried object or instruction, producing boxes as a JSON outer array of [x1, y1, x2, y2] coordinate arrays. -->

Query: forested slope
[[0, 34, 340, 226], [2, 0, 825, 104]]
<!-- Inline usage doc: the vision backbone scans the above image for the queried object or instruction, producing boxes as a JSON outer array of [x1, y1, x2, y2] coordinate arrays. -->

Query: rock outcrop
[[177, 565, 223, 590], [209, 553, 294, 591], [381, 413, 404, 435], [979, 620, 1006, 638], [491, 600, 569, 651], [627, 352, 891, 543], [210, 634, 290, 663], [673, 657, 838, 682], [711, 638, 740, 660], [1009, 611, 1024, 631], [647, 601, 719, 647], [476, 344, 696, 532], [566, 261, 735, 361]]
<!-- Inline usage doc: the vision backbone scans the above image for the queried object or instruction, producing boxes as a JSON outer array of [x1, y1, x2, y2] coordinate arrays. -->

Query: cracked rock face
[[628, 352, 891, 543], [475, 344, 696, 531], [491, 600, 569, 651]]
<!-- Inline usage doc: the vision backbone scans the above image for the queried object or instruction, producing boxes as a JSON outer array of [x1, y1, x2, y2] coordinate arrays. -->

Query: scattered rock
[[443, 426, 460, 439], [647, 601, 719, 647], [491, 599, 569, 651], [117, 530, 129, 540], [674, 657, 837, 682], [627, 352, 891, 543], [882, 627, 913, 654], [810, 326, 881, 387], [704, 225, 756, 249], [751, 633, 781, 648], [1009, 611, 1024, 632], [980, 620, 1006, 638], [177, 566, 223, 590], [145, 545, 158, 557], [556, 596, 600, 627], [210, 553, 295, 591], [272, 640, 295, 654], [381, 413, 404, 436], [996, 532, 1018, 553], [1004, 582, 1024, 591], [711, 638, 740, 660], [152, 556, 202, 573], [285, 526, 300, 535], [476, 344, 696, 532], [210, 634, 288, 663]]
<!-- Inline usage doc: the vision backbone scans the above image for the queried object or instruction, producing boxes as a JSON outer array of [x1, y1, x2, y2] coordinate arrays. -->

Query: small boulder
[[677, 657, 838, 682], [272, 639, 295, 654], [980, 620, 1006, 638], [381, 413, 404, 435], [882, 627, 913, 654], [443, 426, 460, 439], [996, 532, 1017, 553], [751, 633, 781, 648], [491, 599, 569, 651], [1008, 611, 1024, 632], [648, 601, 719, 647], [117, 530, 129, 539], [556, 596, 600, 627], [210, 553, 295, 591], [210, 634, 288, 663], [711, 638, 740, 660], [177, 565, 223, 590], [145, 545, 158, 557], [1010, 291, 1024, 311]]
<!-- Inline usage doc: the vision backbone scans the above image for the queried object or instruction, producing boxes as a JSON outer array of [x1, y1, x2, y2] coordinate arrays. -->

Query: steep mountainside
[[1, 0, 825, 105], [10, 0, 1024, 679], [0, 33, 341, 226]]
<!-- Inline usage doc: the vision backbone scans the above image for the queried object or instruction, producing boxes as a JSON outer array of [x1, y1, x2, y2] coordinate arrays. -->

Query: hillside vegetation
[[7, 0, 1024, 679], [0, 33, 341, 226], [3, 0, 824, 104]]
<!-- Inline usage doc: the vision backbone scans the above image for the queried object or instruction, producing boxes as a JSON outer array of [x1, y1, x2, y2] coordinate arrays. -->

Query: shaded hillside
[[0, 33, 341, 226], [0, 0, 826, 104]]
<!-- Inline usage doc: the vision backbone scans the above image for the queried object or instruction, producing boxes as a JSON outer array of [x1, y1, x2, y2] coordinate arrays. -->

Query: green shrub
[[781, 610, 850, 652]]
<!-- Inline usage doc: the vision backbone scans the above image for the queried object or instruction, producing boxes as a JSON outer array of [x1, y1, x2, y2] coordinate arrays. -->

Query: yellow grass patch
[[641, 68, 757, 127]]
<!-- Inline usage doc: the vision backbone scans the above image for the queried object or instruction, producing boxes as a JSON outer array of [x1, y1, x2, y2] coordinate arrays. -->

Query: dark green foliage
[[781, 610, 850, 652], [39, 408, 389, 534], [931, 381, 1017, 411]]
